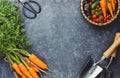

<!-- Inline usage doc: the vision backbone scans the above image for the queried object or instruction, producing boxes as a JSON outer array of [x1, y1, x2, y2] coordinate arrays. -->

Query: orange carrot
[[32, 66, 39, 72], [28, 63, 39, 72], [18, 63, 33, 78], [25, 57, 47, 74], [107, 2, 114, 17], [24, 57, 39, 72], [29, 54, 48, 70], [24, 58, 39, 77], [12, 63, 26, 78], [24, 57, 30, 63], [29, 62, 48, 74], [100, 0, 107, 18], [13, 71, 19, 78], [110, 0, 116, 11], [29, 68, 39, 78], [27, 62, 39, 72], [22, 77, 27, 78]]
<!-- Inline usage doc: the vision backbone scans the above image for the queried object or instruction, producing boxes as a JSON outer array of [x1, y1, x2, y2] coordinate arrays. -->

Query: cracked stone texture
[[0, 0, 120, 78]]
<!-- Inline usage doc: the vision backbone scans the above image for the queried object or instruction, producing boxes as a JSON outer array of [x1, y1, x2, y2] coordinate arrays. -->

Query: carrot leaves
[[0, 0, 32, 57]]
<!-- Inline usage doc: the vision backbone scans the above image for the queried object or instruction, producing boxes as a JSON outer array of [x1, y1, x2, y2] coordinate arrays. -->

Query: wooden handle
[[111, 33, 118, 58], [103, 33, 120, 58], [111, 33, 120, 58], [118, 0, 120, 10], [111, 50, 117, 57]]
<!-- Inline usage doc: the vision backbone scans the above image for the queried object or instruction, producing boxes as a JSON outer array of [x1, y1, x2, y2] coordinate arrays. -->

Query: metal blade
[[84, 65, 103, 78]]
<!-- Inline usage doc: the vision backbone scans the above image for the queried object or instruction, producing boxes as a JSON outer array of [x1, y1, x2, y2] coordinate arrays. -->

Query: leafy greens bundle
[[0, 0, 49, 78], [0, 0, 31, 56]]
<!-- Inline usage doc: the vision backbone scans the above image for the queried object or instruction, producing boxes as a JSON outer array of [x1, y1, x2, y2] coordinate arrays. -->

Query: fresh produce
[[107, 0, 114, 17], [91, 1, 100, 10], [89, 1, 92, 5], [92, 0, 95, 2], [106, 14, 111, 19], [110, 0, 116, 11], [24, 57, 39, 72], [18, 63, 33, 78], [29, 68, 39, 78], [29, 54, 48, 70], [13, 71, 20, 78], [84, 1, 91, 16], [100, 0, 107, 18], [92, 14, 97, 19], [0, 0, 49, 78], [12, 64, 26, 78], [24, 57, 47, 74], [83, 0, 118, 24], [104, 18, 107, 22]]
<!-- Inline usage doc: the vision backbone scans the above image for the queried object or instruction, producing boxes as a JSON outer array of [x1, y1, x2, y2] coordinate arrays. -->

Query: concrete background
[[0, 0, 120, 78]]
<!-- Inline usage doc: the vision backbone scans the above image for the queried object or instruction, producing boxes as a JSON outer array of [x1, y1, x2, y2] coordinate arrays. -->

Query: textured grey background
[[0, 0, 120, 78]]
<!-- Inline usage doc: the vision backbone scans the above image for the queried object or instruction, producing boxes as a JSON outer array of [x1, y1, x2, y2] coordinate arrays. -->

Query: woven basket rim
[[80, 0, 120, 26]]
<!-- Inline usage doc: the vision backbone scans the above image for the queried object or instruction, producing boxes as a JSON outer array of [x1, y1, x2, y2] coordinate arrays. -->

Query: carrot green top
[[0, 0, 32, 57]]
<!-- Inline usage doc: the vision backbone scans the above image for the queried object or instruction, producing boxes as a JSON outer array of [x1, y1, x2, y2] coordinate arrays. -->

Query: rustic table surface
[[0, 0, 120, 78]]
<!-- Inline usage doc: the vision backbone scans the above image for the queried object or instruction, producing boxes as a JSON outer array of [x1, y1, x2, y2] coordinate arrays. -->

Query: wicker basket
[[81, 0, 120, 26]]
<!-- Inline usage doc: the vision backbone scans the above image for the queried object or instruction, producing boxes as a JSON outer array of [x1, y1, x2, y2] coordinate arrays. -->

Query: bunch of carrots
[[6, 49, 49, 78], [100, 0, 116, 18], [0, 0, 49, 78]]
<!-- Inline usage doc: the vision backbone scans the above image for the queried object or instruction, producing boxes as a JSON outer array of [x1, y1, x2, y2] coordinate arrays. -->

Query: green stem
[[12, 49, 30, 57], [19, 49, 31, 57], [13, 52, 19, 62], [9, 53, 21, 64], [16, 52, 29, 69], [6, 54, 13, 64]]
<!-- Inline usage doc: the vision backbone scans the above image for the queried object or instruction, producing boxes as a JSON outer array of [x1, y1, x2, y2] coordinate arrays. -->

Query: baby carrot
[[18, 63, 33, 78], [29, 68, 39, 78], [100, 0, 107, 18], [29, 54, 48, 70], [24, 57, 30, 63], [27, 61, 39, 72], [13, 71, 19, 78], [22, 77, 27, 78], [17, 50, 48, 69], [24, 57, 39, 72], [12, 63, 26, 78], [110, 0, 116, 11], [24, 58, 39, 77], [30, 65, 39, 72], [30, 61, 48, 74], [24, 57, 47, 74], [107, 2, 114, 17], [6, 54, 26, 78]]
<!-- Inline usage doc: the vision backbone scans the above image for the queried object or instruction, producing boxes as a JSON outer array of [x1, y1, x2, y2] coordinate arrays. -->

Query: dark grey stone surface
[[0, 0, 120, 78]]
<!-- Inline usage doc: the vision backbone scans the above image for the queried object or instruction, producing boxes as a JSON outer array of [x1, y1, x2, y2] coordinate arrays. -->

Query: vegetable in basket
[[82, 0, 118, 24]]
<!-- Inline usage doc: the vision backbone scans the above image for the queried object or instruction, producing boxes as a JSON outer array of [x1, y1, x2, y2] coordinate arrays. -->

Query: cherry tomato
[[92, 19, 96, 23], [104, 18, 107, 23], [98, 17, 102, 22], [92, 14, 97, 19], [99, 15, 103, 21], [106, 14, 111, 20], [89, 1, 92, 5], [96, 18, 99, 23]]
